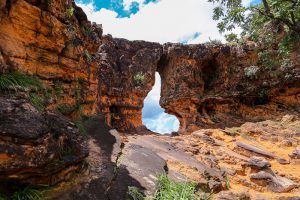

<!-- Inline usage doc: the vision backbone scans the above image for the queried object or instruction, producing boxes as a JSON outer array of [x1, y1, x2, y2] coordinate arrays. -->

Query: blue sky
[[142, 73, 179, 134], [76, 0, 258, 43], [78, 0, 158, 17], [76, 0, 259, 133]]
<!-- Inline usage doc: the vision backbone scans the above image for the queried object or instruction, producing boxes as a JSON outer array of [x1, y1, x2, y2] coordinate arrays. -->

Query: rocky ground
[[47, 115, 300, 200]]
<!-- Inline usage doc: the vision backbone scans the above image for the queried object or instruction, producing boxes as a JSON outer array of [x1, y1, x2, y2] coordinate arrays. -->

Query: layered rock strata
[[98, 36, 162, 131], [159, 43, 300, 133], [0, 0, 102, 118], [98, 39, 300, 133], [0, 0, 101, 186], [0, 94, 88, 185]]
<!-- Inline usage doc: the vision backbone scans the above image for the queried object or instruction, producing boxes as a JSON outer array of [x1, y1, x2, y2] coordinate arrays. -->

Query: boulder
[[250, 171, 297, 193]]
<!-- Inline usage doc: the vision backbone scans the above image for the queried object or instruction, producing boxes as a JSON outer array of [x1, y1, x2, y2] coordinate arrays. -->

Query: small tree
[[208, 0, 300, 68]]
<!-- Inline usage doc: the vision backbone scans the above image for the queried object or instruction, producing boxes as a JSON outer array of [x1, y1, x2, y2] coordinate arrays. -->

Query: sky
[[76, 0, 258, 133], [142, 73, 179, 134]]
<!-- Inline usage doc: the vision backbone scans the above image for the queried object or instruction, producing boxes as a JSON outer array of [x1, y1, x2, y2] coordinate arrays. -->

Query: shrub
[[154, 175, 196, 200], [66, 7, 75, 19], [128, 187, 145, 200], [81, 25, 93, 36], [133, 72, 145, 85], [0, 72, 42, 91], [11, 187, 43, 200], [127, 175, 213, 200], [244, 65, 259, 79], [204, 38, 223, 46]]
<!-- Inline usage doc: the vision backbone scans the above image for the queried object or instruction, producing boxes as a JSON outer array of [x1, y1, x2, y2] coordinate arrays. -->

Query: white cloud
[[142, 73, 179, 134], [77, 0, 226, 43], [123, 0, 145, 10], [77, 0, 254, 44], [143, 113, 180, 134]]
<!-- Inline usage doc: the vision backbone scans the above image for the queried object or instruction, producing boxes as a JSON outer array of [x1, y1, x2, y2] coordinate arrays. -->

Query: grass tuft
[[127, 175, 213, 200], [128, 186, 145, 200], [11, 186, 43, 200], [154, 175, 196, 200], [0, 72, 42, 91], [74, 121, 87, 136], [29, 93, 45, 111]]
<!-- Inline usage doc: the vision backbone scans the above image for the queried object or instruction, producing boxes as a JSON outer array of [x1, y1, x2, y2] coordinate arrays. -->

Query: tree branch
[[252, 7, 300, 33], [261, 0, 272, 16]]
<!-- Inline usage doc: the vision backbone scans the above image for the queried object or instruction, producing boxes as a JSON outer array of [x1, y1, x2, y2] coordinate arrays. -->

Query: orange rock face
[[0, 0, 102, 118], [98, 36, 162, 131], [0, 0, 101, 187], [158, 43, 300, 133]]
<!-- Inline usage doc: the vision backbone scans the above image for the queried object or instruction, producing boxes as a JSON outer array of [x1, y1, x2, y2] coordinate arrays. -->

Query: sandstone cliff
[[159, 43, 300, 133], [98, 39, 300, 133], [0, 0, 101, 188], [98, 36, 162, 131], [0, 0, 300, 199]]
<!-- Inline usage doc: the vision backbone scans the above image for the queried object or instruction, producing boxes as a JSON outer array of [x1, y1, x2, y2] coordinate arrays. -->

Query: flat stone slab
[[250, 171, 297, 193], [108, 143, 166, 199]]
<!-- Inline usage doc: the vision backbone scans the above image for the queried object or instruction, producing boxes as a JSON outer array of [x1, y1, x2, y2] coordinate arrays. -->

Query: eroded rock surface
[[0, 0, 100, 189], [0, 0, 102, 118], [51, 116, 300, 200], [98, 36, 162, 131], [158, 43, 300, 133], [0, 94, 88, 185]]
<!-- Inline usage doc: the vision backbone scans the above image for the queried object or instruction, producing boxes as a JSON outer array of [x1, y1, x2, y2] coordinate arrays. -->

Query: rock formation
[[0, 0, 101, 187], [0, 0, 102, 118], [98, 38, 300, 133], [159, 43, 300, 133], [98, 36, 162, 131], [0, 94, 88, 185], [0, 0, 299, 199]]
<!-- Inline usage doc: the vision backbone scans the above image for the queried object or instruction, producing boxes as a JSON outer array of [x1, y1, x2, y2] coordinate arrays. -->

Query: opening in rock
[[142, 72, 179, 134]]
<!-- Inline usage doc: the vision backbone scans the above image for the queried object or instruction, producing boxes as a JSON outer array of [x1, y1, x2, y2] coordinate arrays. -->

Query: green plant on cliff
[[0, 72, 42, 91], [11, 186, 43, 200], [74, 121, 87, 136], [208, 0, 300, 69], [81, 24, 93, 36], [66, 6, 75, 19], [29, 93, 45, 111], [133, 72, 145, 86], [53, 79, 62, 99], [83, 49, 93, 63]]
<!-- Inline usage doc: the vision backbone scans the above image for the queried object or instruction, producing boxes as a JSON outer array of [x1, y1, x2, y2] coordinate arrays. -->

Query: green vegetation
[[133, 72, 145, 85], [128, 187, 145, 200], [11, 186, 43, 200], [29, 93, 45, 111], [244, 65, 259, 79], [83, 49, 93, 63], [225, 175, 230, 190], [209, 0, 300, 70], [81, 24, 93, 36], [0, 72, 41, 91], [127, 175, 213, 200], [66, 6, 75, 19], [74, 121, 87, 136], [154, 175, 197, 200], [204, 38, 223, 45], [257, 88, 269, 105]]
